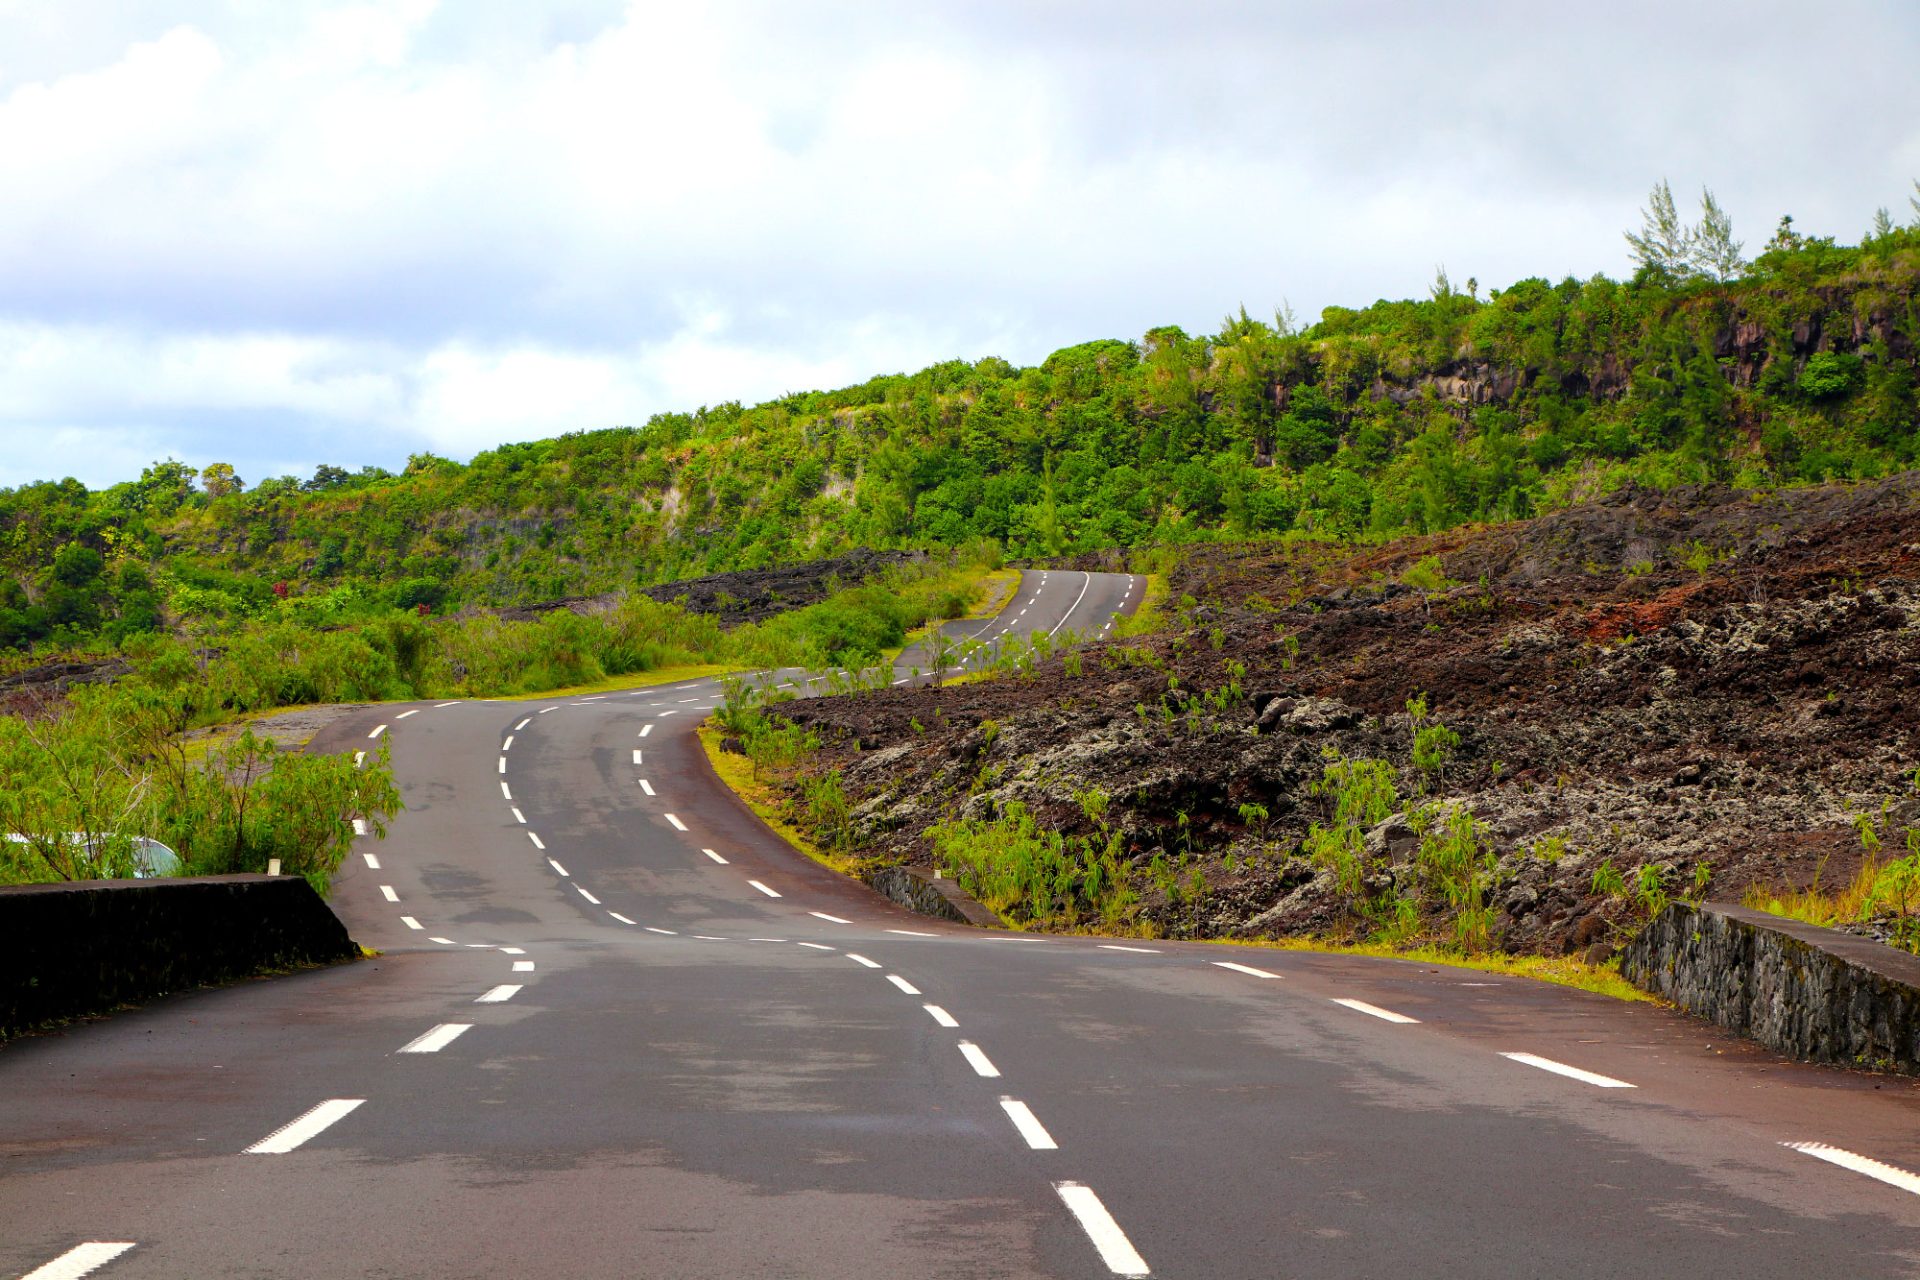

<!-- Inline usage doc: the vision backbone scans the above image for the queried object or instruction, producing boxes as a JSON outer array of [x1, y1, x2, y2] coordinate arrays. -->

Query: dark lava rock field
[[770, 476, 1920, 957]]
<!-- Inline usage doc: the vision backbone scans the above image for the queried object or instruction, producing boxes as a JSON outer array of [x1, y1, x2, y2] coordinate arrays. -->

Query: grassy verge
[[512, 661, 733, 701], [1113, 572, 1170, 637], [696, 722, 863, 876], [1210, 934, 1652, 1002]]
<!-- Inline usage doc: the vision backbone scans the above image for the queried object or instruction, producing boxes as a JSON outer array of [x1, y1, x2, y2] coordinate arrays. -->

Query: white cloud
[[0, 0, 1915, 488]]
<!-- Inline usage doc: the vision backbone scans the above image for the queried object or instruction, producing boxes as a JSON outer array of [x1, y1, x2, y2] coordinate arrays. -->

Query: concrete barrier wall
[[1622, 900, 1920, 1074], [866, 865, 1004, 929], [1, 875, 360, 1037]]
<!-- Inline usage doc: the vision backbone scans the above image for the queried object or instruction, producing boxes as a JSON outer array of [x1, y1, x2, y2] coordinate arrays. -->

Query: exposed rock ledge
[[1623, 901, 1920, 1074]]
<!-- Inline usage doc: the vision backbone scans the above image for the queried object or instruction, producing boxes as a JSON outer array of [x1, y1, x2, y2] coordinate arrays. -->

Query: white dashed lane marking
[[1054, 1182, 1151, 1277], [500, 781, 512, 800], [547, 858, 569, 877], [846, 953, 881, 969], [527, 832, 545, 850], [502, 735, 514, 751], [497, 757, 506, 774], [639, 779, 656, 796], [245, 1099, 364, 1155], [639, 724, 653, 737], [351, 818, 368, 837], [511, 807, 526, 824], [1000, 1098, 1058, 1150], [665, 813, 689, 831], [575, 885, 601, 905], [475, 985, 522, 1003], [1213, 960, 1282, 980], [957, 1041, 1001, 1078], [633, 749, 644, 765], [398, 1024, 471, 1054], [702, 848, 729, 864], [395, 709, 419, 720], [924, 1005, 959, 1027], [646, 927, 677, 936], [401, 916, 422, 930], [19, 1242, 139, 1279], [1500, 1052, 1635, 1089], [610, 912, 636, 925], [362, 853, 380, 869], [1331, 998, 1420, 1024], [430, 936, 456, 945], [367, 724, 387, 739], [515, 718, 530, 731], [379, 885, 399, 902], [797, 942, 834, 951], [886, 928, 937, 937], [749, 880, 781, 898], [810, 911, 852, 924], [1098, 945, 1159, 954], [886, 975, 922, 995], [1784, 1142, 1920, 1196], [513, 960, 535, 972]]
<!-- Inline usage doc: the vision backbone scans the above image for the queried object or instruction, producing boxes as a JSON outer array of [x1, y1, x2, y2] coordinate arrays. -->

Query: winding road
[[6, 569, 1920, 1277]]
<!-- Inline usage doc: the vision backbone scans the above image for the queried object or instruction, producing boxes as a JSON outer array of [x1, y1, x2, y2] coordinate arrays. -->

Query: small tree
[[1691, 188, 1746, 281], [1625, 180, 1694, 279], [201, 462, 244, 498]]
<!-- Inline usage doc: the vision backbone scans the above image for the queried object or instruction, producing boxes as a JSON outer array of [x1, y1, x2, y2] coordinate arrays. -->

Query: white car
[[3, 832, 182, 878]]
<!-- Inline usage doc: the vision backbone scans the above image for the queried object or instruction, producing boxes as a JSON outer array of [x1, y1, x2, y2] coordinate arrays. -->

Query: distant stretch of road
[[5, 568, 1920, 1277]]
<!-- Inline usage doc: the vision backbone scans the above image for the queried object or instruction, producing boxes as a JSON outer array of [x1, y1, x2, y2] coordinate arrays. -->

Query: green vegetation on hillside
[[5, 185, 1918, 656]]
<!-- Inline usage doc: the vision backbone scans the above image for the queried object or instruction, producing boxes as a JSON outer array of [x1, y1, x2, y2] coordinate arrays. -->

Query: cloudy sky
[[2, 0, 1917, 490]]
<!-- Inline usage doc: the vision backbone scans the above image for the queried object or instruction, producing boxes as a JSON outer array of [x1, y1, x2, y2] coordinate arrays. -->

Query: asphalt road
[[7, 568, 1920, 1277]]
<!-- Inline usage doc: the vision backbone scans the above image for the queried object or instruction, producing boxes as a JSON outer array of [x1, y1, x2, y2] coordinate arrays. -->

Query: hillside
[[3, 220, 1919, 656], [760, 474, 1920, 956]]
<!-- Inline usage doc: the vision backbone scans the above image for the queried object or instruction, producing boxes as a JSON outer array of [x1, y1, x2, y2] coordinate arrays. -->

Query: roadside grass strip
[[475, 985, 522, 1003], [1500, 1052, 1636, 1089], [19, 1243, 137, 1279], [1053, 1182, 1151, 1277], [1213, 960, 1283, 979], [1331, 998, 1420, 1024], [398, 1024, 472, 1054], [1783, 1142, 1920, 1196], [245, 1099, 364, 1154], [999, 1098, 1059, 1150]]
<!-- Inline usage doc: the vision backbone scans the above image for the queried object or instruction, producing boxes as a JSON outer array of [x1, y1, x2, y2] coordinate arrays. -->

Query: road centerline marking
[[609, 912, 636, 924], [515, 718, 530, 731], [1500, 1051, 1635, 1089], [513, 960, 535, 971], [367, 724, 387, 739], [575, 884, 601, 904], [379, 885, 398, 902], [398, 1024, 471, 1054], [845, 953, 881, 968], [645, 927, 677, 935], [362, 853, 380, 869], [475, 985, 522, 1003], [1213, 960, 1283, 979], [665, 813, 689, 831], [886, 928, 937, 937], [1054, 1182, 1150, 1277], [1098, 944, 1159, 954], [1783, 1142, 1920, 1196], [748, 879, 781, 897], [924, 1004, 959, 1027], [639, 724, 653, 737], [702, 848, 729, 864], [19, 1242, 139, 1279], [395, 709, 419, 720], [547, 858, 568, 877], [511, 807, 526, 824], [1000, 1098, 1058, 1150], [886, 974, 922, 995], [797, 941, 834, 950], [246, 1099, 364, 1154], [639, 779, 655, 795], [1332, 998, 1420, 1024], [957, 1041, 1001, 1077], [400, 916, 422, 930], [810, 911, 852, 924], [527, 831, 545, 850]]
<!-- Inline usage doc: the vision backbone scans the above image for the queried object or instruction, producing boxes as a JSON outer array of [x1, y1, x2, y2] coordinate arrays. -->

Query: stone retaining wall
[[1622, 900, 1920, 1073], [1, 875, 360, 1037], [866, 865, 1004, 929]]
